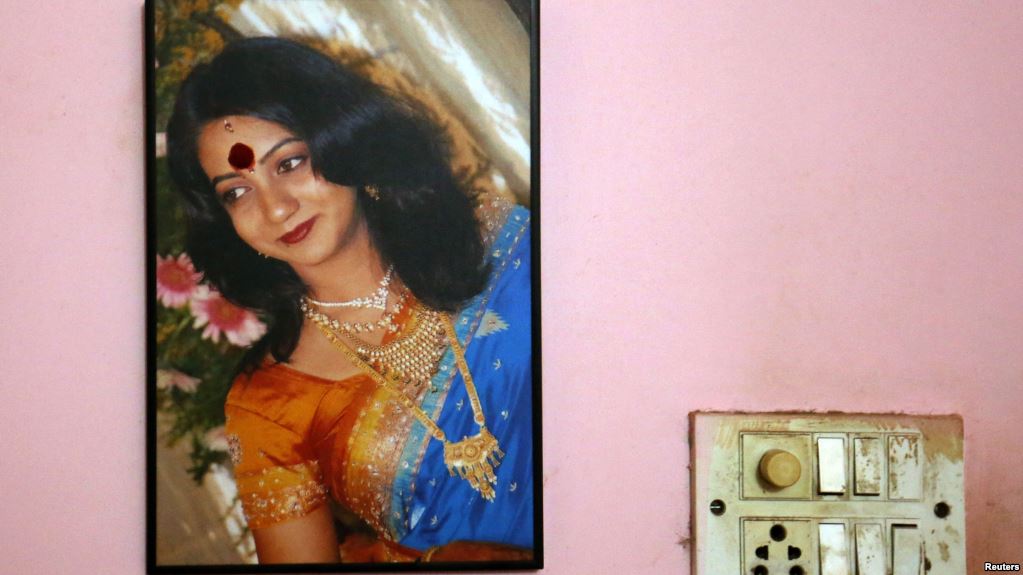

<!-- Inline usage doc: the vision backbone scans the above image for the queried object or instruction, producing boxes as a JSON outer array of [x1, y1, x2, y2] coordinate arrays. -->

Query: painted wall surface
[[1, 1, 1021, 573]]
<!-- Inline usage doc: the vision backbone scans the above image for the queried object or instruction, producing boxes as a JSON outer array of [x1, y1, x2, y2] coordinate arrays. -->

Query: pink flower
[[156, 253, 202, 308], [156, 369, 200, 393], [204, 426, 230, 452], [190, 286, 267, 346]]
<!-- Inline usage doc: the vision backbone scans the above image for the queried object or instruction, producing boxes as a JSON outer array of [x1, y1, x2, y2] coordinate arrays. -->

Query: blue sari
[[391, 205, 533, 550]]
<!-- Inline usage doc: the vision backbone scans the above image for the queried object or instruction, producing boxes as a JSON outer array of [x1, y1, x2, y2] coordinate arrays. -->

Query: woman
[[166, 37, 533, 564]]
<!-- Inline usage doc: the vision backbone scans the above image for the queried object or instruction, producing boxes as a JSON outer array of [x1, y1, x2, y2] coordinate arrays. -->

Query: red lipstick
[[279, 217, 317, 245]]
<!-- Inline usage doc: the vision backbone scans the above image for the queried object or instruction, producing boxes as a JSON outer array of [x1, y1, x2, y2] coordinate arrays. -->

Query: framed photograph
[[146, 1, 540, 571]]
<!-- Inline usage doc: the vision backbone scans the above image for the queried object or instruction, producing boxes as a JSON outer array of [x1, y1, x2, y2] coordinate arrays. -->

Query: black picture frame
[[145, 1, 541, 571]]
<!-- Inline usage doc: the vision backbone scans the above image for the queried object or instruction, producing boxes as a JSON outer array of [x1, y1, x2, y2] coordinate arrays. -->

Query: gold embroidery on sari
[[477, 194, 515, 250], [236, 460, 328, 529], [342, 374, 435, 540]]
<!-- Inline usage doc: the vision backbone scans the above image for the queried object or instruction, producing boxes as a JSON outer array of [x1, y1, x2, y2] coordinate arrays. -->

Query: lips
[[279, 216, 317, 245]]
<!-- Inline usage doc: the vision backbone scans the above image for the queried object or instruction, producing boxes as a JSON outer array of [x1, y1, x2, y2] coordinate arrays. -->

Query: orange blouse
[[226, 362, 372, 529], [225, 302, 429, 535]]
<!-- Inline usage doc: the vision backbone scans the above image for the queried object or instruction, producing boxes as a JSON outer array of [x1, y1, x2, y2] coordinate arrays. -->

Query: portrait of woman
[[149, 1, 537, 570]]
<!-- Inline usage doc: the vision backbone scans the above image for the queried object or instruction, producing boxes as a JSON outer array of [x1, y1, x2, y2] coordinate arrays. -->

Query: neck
[[292, 219, 387, 303]]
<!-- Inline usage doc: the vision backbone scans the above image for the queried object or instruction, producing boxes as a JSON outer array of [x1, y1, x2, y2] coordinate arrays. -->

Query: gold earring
[[365, 185, 380, 201]]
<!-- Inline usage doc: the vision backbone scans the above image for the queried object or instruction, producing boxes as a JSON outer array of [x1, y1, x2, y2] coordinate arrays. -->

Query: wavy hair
[[166, 37, 488, 373]]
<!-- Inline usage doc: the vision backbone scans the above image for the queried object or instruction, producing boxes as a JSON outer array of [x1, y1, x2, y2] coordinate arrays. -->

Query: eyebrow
[[259, 137, 302, 165], [209, 137, 304, 187]]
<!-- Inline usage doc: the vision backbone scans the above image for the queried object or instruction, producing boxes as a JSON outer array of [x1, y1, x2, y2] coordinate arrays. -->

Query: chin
[[282, 244, 346, 268]]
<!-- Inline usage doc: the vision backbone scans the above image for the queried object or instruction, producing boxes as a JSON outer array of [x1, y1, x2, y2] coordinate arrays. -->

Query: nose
[[258, 182, 299, 224]]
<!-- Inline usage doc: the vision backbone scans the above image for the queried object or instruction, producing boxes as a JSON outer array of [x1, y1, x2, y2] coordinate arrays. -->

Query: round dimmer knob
[[758, 449, 801, 488]]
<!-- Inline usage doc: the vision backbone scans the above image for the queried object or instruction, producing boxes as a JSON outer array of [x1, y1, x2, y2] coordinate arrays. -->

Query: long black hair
[[167, 37, 488, 373]]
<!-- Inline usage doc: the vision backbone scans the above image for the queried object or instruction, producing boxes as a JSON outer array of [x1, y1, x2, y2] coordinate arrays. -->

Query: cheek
[[303, 182, 359, 217], [333, 191, 358, 213], [226, 209, 264, 248], [324, 186, 359, 213]]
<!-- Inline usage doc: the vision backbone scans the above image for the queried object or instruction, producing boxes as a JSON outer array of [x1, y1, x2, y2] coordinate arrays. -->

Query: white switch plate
[[690, 413, 965, 574]]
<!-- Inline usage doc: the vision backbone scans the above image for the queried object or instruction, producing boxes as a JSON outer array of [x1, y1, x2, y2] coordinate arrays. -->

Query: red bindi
[[228, 143, 255, 171]]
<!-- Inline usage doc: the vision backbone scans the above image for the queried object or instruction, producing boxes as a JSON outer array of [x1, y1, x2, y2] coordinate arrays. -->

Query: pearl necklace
[[301, 289, 408, 336], [306, 265, 394, 310]]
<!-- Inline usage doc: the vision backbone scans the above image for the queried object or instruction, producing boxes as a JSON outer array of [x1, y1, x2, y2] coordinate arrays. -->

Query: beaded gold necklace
[[306, 303, 503, 501]]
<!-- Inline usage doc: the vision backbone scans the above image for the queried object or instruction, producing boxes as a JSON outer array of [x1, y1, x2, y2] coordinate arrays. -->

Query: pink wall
[[1, 1, 1021, 572]]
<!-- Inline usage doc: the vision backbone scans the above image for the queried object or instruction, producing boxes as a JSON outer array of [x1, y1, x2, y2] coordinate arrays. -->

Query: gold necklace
[[308, 306, 503, 501], [303, 298, 445, 390]]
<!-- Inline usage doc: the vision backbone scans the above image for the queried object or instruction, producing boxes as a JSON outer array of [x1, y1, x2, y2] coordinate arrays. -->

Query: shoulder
[[479, 200, 530, 286], [226, 362, 332, 437], [478, 195, 529, 250], [483, 204, 530, 292], [225, 364, 327, 474]]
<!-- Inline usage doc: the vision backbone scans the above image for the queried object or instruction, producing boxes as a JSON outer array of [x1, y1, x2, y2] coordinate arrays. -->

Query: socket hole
[[752, 566, 769, 575], [789, 567, 805, 575], [787, 545, 801, 560], [755, 545, 768, 560], [709, 499, 726, 516], [769, 524, 786, 541], [934, 502, 950, 518]]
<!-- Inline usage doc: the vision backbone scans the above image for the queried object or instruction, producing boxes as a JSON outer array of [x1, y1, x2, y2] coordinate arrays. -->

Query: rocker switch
[[853, 438, 882, 495], [818, 523, 851, 575], [892, 525, 922, 575], [817, 437, 847, 494], [854, 524, 885, 575]]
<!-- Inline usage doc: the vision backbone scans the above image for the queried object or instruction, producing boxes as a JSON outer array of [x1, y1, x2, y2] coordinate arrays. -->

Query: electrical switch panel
[[690, 413, 964, 574]]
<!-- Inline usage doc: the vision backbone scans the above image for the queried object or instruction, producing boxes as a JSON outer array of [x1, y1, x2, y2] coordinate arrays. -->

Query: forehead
[[197, 116, 296, 165]]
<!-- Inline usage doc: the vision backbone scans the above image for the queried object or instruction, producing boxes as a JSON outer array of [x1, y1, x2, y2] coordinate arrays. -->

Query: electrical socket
[[742, 519, 814, 575]]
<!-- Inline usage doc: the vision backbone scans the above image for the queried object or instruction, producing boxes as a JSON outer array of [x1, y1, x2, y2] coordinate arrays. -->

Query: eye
[[220, 185, 250, 206], [277, 155, 307, 174]]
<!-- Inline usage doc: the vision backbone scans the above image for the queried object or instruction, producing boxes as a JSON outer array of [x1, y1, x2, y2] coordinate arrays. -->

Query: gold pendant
[[443, 428, 504, 501]]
